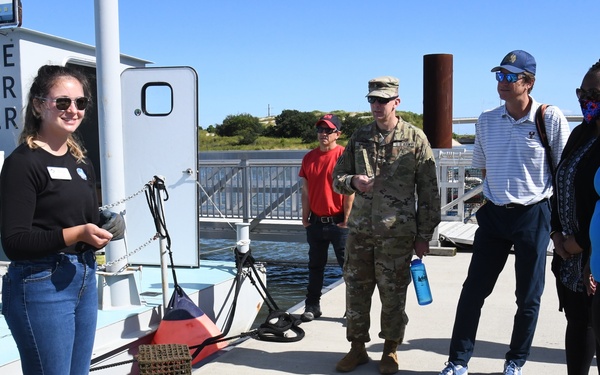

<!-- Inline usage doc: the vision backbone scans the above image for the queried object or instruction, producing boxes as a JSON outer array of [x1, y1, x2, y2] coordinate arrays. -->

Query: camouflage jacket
[[333, 118, 441, 240]]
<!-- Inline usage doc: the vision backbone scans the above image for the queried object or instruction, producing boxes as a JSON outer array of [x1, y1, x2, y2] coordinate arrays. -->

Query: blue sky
[[17, 1, 593, 133]]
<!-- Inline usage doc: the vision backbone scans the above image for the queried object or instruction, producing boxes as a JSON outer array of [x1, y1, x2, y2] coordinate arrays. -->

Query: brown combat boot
[[378, 340, 399, 374], [336, 341, 369, 372]]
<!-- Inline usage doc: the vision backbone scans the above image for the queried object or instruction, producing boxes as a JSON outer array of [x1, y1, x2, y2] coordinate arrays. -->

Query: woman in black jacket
[[550, 60, 600, 375]]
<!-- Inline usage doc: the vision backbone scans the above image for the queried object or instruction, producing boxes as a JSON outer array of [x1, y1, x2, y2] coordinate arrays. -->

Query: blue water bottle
[[410, 258, 433, 305]]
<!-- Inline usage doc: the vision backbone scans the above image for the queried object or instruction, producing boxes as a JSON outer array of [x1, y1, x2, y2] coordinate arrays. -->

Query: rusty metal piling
[[423, 54, 453, 149]]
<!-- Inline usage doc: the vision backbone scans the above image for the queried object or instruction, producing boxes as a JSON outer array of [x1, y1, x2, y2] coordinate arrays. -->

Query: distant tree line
[[207, 109, 425, 146]]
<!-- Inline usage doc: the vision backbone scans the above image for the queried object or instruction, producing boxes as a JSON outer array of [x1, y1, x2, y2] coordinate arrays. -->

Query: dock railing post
[[431, 149, 457, 256], [241, 159, 251, 222]]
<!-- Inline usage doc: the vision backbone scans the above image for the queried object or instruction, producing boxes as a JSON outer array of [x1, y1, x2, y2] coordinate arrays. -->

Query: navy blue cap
[[491, 50, 536, 76]]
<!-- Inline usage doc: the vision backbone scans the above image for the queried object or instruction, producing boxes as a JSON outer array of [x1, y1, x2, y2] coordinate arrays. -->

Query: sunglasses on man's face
[[367, 96, 396, 104], [38, 96, 90, 111], [495, 72, 523, 83], [576, 88, 600, 102], [316, 127, 337, 134]]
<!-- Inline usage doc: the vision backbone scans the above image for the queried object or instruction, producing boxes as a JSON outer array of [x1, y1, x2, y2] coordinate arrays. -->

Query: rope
[[199, 246, 235, 256], [196, 181, 236, 232], [244, 252, 304, 343], [90, 359, 135, 372], [144, 176, 179, 287]]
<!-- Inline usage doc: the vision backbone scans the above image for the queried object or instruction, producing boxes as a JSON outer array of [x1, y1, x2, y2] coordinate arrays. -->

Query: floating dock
[[193, 252, 584, 374]]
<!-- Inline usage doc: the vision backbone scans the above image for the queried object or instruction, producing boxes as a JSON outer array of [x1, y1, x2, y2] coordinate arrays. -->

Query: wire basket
[[137, 344, 192, 375]]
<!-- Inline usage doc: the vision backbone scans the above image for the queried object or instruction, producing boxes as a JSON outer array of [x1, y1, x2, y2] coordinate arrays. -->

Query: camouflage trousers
[[343, 233, 413, 343]]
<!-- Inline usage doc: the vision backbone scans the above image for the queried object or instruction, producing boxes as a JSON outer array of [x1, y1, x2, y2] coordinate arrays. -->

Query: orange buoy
[[152, 287, 227, 364]]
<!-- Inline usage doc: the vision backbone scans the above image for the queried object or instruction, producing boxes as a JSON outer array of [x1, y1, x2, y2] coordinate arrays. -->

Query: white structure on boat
[[0, 4, 266, 373]]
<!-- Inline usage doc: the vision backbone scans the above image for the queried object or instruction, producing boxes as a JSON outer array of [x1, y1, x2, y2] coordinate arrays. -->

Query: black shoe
[[301, 304, 322, 322]]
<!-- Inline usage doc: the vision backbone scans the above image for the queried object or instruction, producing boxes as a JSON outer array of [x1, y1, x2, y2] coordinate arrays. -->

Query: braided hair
[[588, 59, 600, 75]]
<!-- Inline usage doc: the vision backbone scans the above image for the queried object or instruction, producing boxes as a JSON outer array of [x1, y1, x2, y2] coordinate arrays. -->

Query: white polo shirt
[[472, 97, 570, 206]]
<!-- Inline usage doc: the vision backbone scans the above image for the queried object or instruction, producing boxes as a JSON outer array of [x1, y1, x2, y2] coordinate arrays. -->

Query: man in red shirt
[[299, 114, 354, 322]]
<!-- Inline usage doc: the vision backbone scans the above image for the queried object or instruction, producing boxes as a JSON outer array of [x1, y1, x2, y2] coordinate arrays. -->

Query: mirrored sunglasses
[[367, 96, 396, 104], [38, 96, 90, 111], [495, 72, 523, 83], [576, 88, 600, 102]]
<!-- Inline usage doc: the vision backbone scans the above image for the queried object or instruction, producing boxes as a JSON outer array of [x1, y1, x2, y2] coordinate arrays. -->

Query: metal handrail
[[453, 115, 583, 124], [441, 185, 483, 212], [199, 149, 482, 225]]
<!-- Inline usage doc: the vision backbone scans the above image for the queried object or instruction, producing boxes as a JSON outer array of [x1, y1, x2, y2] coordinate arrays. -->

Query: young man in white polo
[[439, 50, 570, 375]]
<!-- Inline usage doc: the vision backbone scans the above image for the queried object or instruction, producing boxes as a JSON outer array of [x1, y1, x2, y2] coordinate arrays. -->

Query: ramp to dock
[[438, 221, 478, 246]]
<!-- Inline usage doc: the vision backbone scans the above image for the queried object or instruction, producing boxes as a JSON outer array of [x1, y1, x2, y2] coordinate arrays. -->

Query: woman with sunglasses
[[550, 60, 600, 375], [0, 65, 113, 375]]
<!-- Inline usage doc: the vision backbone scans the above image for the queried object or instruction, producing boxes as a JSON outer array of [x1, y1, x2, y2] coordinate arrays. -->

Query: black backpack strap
[[535, 104, 555, 179]]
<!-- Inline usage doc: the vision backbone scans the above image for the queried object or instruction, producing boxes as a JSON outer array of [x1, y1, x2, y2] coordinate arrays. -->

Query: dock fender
[[152, 285, 227, 364]]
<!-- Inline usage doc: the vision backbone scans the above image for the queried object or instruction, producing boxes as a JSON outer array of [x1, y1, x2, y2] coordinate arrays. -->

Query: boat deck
[[0, 259, 263, 374], [193, 252, 590, 375]]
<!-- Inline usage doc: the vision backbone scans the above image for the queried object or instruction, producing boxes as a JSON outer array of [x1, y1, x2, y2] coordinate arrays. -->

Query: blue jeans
[[448, 200, 550, 368], [305, 222, 348, 306], [2, 251, 98, 375]]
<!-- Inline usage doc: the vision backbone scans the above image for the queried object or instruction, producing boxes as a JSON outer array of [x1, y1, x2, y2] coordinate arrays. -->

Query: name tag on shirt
[[47, 166, 72, 180]]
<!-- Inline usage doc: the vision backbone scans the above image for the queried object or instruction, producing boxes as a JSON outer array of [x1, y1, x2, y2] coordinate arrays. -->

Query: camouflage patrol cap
[[366, 76, 399, 98]]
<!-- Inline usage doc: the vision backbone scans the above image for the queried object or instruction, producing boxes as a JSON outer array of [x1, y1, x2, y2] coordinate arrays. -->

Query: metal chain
[[95, 178, 164, 273], [98, 180, 153, 211], [98, 233, 160, 271]]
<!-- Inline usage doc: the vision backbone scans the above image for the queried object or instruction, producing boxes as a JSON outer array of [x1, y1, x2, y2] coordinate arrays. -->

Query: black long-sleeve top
[[551, 122, 600, 255], [0, 144, 99, 260]]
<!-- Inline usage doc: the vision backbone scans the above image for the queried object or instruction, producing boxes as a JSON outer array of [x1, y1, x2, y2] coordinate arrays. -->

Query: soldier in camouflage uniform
[[333, 76, 441, 374]]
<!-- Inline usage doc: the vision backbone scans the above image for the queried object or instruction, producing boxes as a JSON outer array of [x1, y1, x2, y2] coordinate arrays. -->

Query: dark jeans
[[305, 222, 348, 306], [448, 200, 550, 368], [590, 291, 600, 373], [559, 282, 599, 375]]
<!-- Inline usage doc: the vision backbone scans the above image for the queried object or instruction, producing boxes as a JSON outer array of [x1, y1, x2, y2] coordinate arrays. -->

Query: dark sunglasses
[[367, 96, 396, 104], [576, 88, 600, 102], [316, 127, 337, 134], [495, 72, 523, 83], [37, 96, 90, 111]]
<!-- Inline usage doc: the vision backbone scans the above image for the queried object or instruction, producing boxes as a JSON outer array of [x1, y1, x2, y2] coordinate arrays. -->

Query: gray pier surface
[[194, 252, 591, 374]]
